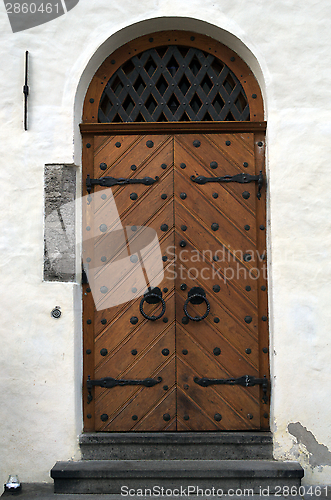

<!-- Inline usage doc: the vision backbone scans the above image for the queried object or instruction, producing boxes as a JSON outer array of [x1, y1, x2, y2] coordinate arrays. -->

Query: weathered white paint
[[1, 0, 331, 487]]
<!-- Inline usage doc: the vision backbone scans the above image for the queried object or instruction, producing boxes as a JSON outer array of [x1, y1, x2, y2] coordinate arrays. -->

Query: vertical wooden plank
[[82, 134, 95, 431], [254, 131, 270, 430]]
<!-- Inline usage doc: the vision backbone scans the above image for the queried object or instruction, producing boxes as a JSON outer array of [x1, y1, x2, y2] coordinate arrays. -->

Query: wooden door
[[82, 126, 269, 431]]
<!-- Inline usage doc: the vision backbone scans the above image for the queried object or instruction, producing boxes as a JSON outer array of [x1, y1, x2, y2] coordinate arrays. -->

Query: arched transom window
[[98, 46, 250, 123]]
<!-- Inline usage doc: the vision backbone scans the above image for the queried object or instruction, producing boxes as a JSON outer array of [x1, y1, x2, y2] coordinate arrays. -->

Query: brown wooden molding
[[80, 121, 267, 135]]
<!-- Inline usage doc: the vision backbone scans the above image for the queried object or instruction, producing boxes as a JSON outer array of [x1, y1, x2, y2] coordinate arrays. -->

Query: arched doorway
[[81, 30, 268, 432]]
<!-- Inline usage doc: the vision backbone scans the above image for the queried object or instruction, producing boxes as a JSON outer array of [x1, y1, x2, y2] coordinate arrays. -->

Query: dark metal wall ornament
[[23, 51, 29, 131], [98, 46, 250, 123]]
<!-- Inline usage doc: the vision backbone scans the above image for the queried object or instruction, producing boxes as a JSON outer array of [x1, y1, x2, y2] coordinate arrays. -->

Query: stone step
[[79, 432, 273, 460], [51, 459, 304, 495]]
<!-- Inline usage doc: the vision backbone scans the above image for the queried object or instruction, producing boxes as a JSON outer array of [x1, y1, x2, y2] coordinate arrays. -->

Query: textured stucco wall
[[1, 0, 331, 487]]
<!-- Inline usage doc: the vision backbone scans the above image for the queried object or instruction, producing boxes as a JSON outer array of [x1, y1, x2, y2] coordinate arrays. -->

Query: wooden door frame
[[80, 30, 268, 432]]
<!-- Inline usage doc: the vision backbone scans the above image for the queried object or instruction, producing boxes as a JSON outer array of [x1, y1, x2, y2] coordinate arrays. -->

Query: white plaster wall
[[1, 0, 331, 487]]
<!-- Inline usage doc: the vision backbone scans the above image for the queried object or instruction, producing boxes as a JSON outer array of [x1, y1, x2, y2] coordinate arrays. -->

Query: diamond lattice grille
[[98, 46, 250, 122]]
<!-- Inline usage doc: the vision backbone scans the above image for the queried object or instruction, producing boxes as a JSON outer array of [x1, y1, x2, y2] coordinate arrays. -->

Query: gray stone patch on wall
[[288, 422, 331, 467], [44, 164, 76, 282]]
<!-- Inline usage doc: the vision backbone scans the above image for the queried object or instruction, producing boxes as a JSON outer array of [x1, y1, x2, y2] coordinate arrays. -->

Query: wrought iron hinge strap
[[86, 174, 159, 194], [87, 375, 162, 403], [194, 374, 268, 403], [190, 171, 263, 199]]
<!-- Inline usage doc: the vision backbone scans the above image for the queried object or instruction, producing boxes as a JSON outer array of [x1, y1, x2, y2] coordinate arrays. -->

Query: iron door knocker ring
[[140, 287, 166, 321], [183, 287, 211, 321]]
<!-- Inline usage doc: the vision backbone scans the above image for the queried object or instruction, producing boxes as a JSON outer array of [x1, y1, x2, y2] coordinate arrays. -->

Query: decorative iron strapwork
[[87, 375, 162, 403], [194, 374, 269, 404], [99, 46, 250, 123], [190, 171, 264, 199]]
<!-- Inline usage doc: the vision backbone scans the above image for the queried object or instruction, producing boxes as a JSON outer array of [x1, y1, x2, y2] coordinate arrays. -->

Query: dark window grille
[[98, 46, 250, 123]]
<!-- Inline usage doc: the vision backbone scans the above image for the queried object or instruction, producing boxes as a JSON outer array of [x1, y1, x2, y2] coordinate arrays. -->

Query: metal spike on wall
[[23, 51, 29, 130]]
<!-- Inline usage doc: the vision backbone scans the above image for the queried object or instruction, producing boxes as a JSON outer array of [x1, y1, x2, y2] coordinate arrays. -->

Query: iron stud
[[100, 162, 107, 170], [211, 223, 219, 231], [179, 240, 187, 248], [130, 317, 138, 325], [161, 224, 168, 231], [242, 191, 250, 199], [213, 347, 221, 356], [100, 348, 108, 356], [162, 348, 170, 356], [180, 192, 187, 199], [130, 193, 138, 200], [163, 413, 171, 421], [245, 316, 252, 324], [214, 413, 222, 421], [161, 194, 167, 199]]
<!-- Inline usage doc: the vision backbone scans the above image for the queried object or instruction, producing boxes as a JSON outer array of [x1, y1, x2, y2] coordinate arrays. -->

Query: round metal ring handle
[[140, 294, 166, 321], [183, 294, 211, 321]]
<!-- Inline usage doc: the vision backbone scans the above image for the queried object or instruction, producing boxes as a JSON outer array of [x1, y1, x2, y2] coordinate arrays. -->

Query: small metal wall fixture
[[23, 51, 29, 131], [51, 306, 61, 319]]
